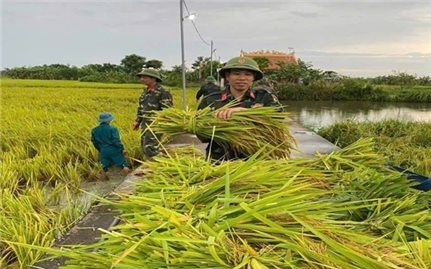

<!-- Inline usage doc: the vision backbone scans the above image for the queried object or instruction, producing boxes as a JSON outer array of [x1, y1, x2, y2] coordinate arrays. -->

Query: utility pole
[[210, 40, 213, 77], [180, 0, 186, 110]]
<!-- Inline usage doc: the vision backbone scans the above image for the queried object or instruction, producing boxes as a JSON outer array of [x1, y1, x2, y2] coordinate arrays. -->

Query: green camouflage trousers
[[141, 129, 162, 158]]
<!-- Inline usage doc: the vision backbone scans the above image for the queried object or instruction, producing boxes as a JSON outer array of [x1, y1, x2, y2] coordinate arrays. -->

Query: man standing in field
[[197, 56, 282, 161], [133, 68, 173, 158], [196, 75, 220, 100]]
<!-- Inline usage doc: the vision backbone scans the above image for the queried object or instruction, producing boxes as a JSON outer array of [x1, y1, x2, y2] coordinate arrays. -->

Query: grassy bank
[[318, 120, 431, 176], [278, 80, 431, 102]]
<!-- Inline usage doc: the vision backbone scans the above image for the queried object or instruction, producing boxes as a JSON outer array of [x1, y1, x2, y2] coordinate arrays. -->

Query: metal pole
[[218, 56, 221, 88], [210, 40, 213, 77], [180, 0, 186, 110]]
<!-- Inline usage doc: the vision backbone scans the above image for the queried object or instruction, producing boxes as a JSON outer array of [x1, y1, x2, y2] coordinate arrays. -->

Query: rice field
[[1, 79, 430, 268], [0, 79, 197, 267], [318, 120, 431, 176]]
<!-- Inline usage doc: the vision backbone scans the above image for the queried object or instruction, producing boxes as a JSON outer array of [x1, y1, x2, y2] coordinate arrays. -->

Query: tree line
[[0, 54, 222, 86], [1, 54, 430, 88]]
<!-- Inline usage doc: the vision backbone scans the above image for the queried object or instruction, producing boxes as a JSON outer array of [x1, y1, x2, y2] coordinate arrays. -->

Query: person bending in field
[[91, 112, 131, 180]]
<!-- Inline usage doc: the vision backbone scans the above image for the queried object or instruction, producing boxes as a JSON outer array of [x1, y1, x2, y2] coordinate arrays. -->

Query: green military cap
[[205, 76, 216, 83], [137, 68, 162, 82], [219, 56, 263, 80]]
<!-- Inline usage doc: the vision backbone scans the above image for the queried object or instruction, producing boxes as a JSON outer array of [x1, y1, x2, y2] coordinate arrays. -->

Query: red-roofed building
[[242, 49, 298, 70]]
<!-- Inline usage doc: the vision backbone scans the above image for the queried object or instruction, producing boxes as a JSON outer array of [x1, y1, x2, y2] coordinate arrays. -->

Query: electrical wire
[[183, 0, 211, 46]]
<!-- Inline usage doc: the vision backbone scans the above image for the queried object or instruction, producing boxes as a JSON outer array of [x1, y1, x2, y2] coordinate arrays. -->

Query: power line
[[191, 21, 211, 46], [183, 0, 211, 46], [183, 0, 191, 16]]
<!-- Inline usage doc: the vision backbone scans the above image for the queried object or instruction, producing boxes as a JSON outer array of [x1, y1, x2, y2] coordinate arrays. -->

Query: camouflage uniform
[[254, 77, 279, 96], [196, 76, 220, 100], [196, 82, 220, 100], [136, 83, 173, 157], [198, 86, 281, 161]]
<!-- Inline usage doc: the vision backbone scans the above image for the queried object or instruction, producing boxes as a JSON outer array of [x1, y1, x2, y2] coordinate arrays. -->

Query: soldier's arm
[[196, 97, 213, 143], [255, 89, 284, 112], [197, 91, 219, 110], [196, 87, 204, 100], [197, 98, 208, 110], [160, 90, 173, 108]]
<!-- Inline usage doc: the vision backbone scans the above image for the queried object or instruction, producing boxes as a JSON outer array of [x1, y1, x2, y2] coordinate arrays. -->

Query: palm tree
[[192, 56, 210, 82]]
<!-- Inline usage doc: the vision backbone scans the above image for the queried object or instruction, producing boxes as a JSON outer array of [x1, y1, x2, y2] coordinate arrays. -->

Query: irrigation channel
[[34, 119, 338, 268], [284, 101, 431, 129]]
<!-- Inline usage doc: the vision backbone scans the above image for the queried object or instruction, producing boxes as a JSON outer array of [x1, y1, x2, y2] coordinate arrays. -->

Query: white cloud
[[2, 0, 430, 76]]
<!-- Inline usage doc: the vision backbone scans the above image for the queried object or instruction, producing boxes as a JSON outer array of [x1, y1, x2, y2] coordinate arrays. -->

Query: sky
[[2, 0, 431, 77]]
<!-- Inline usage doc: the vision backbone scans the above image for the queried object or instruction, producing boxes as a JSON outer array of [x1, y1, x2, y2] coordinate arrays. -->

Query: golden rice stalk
[[150, 105, 296, 159]]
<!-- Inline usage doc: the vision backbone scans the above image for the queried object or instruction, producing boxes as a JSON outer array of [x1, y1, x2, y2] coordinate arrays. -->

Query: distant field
[[1, 79, 199, 184], [1, 77, 201, 91], [1, 78, 142, 88], [0, 79, 198, 267]]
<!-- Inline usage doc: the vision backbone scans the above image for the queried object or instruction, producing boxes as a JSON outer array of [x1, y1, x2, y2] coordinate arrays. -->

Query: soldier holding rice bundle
[[198, 56, 283, 161]]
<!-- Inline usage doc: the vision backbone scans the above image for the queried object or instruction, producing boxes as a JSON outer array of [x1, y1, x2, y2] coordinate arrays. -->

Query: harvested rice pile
[[38, 139, 431, 269]]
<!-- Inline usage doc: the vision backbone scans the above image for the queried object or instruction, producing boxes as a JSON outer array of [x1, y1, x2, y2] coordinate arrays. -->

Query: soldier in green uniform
[[254, 77, 278, 97], [133, 69, 173, 158], [91, 112, 131, 180], [196, 75, 220, 100], [198, 56, 282, 161]]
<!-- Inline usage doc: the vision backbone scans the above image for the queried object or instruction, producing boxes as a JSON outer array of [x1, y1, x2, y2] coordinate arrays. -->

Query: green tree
[[100, 63, 122, 73], [273, 59, 322, 84], [160, 65, 184, 86], [202, 60, 221, 79], [192, 56, 210, 82], [372, 72, 417, 85], [171, 65, 183, 74], [145, 59, 163, 69], [252, 57, 270, 71], [121, 54, 146, 76]]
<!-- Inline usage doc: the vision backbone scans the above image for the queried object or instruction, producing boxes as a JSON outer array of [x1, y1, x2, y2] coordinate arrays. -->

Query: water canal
[[283, 101, 431, 130]]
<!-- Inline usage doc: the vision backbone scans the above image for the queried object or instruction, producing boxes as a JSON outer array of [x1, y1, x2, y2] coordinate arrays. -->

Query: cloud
[[300, 50, 431, 58], [2, 0, 430, 77], [290, 11, 320, 18]]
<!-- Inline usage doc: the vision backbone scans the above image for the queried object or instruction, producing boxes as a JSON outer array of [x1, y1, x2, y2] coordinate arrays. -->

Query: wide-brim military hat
[[137, 68, 162, 82], [98, 112, 114, 123], [205, 76, 216, 83], [219, 56, 263, 80]]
